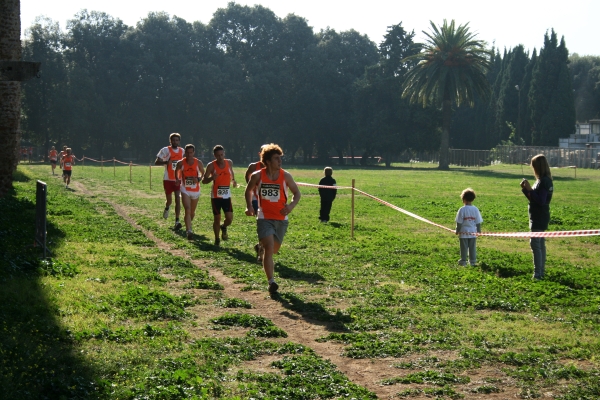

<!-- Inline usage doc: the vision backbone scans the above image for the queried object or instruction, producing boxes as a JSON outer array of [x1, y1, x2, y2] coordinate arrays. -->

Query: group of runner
[[20, 147, 34, 163], [155, 133, 301, 295], [48, 145, 75, 188]]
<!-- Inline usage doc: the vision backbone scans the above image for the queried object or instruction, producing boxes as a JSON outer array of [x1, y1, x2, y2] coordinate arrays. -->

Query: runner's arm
[[201, 162, 215, 184], [228, 160, 237, 186], [175, 160, 183, 184], [244, 162, 255, 183], [282, 172, 301, 214], [154, 148, 169, 166], [244, 172, 260, 216], [198, 161, 205, 182]]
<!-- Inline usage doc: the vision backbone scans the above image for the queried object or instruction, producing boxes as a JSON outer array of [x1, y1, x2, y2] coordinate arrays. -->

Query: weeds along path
[[71, 180, 403, 399]]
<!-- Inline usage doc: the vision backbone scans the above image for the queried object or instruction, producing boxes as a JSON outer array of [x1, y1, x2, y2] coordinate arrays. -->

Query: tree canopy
[[19, 5, 588, 167]]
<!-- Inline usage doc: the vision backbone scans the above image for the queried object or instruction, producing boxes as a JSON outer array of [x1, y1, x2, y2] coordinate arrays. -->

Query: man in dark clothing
[[318, 167, 337, 222]]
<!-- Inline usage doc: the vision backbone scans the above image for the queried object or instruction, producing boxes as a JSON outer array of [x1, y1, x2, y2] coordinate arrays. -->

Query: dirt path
[[71, 180, 513, 399]]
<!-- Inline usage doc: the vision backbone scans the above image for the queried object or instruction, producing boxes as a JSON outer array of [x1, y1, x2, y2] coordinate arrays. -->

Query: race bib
[[260, 184, 280, 202], [170, 160, 178, 171], [217, 186, 230, 197], [65, 162, 71, 167], [185, 177, 196, 188]]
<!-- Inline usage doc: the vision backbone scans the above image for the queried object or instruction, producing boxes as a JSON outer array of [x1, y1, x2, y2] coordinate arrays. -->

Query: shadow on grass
[[271, 292, 351, 332], [276, 261, 325, 283], [0, 176, 104, 398]]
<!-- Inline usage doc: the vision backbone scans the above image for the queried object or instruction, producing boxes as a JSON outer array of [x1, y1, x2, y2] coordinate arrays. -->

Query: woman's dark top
[[522, 176, 553, 230]]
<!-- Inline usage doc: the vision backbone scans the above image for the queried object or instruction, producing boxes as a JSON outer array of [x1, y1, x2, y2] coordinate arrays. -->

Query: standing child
[[455, 188, 483, 266], [318, 167, 337, 223]]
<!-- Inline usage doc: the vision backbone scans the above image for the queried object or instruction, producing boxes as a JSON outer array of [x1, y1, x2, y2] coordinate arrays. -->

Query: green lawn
[[2, 162, 599, 399]]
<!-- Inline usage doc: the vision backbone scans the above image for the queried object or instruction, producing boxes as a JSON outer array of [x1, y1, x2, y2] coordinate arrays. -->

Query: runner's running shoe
[[163, 207, 170, 219], [268, 281, 279, 295], [221, 225, 228, 240], [174, 221, 182, 230]]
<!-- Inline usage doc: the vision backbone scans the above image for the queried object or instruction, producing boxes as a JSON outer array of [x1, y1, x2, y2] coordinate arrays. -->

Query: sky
[[19, 0, 600, 56]]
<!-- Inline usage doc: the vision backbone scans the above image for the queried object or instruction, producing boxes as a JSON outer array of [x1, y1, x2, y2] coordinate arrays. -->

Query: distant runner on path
[[176, 144, 205, 240], [49, 146, 58, 175], [245, 144, 301, 296], [202, 145, 237, 246], [59, 145, 68, 177], [155, 133, 184, 230], [62, 148, 75, 188]]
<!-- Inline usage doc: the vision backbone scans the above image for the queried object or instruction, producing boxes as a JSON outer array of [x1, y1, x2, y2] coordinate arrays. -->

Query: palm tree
[[402, 20, 492, 170], [0, 0, 23, 196]]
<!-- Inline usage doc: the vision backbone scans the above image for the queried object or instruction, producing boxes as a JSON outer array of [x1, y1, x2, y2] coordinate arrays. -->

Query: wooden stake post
[[351, 179, 355, 238]]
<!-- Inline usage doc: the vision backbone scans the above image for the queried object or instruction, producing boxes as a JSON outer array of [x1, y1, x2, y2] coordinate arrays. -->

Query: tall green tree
[[402, 20, 492, 169], [21, 17, 69, 156], [529, 29, 575, 145], [494, 45, 528, 143], [517, 49, 537, 145], [354, 23, 439, 166], [569, 54, 600, 121], [63, 10, 129, 156]]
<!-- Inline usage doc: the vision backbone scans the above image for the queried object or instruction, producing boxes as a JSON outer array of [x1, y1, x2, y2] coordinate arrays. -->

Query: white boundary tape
[[297, 182, 600, 239]]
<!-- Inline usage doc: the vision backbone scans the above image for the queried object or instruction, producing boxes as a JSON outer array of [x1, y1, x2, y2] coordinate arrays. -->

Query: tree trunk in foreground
[[0, 0, 22, 197]]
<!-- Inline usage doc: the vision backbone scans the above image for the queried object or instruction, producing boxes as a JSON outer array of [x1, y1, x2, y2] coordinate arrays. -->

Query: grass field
[[1, 161, 599, 399]]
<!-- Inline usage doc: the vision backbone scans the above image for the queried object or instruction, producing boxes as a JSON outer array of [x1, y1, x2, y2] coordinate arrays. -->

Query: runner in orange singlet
[[49, 146, 58, 175], [155, 133, 184, 230], [175, 144, 205, 240], [59, 145, 68, 177], [245, 143, 301, 296], [62, 148, 75, 188], [245, 145, 266, 261], [202, 145, 237, 246]]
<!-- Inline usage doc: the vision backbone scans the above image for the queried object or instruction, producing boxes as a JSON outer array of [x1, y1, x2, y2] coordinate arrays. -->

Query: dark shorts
[[51, 160, 57, 165], [211, 198, 233, 215], [63, 170, 72, 177], [163, 180, 180, 195]]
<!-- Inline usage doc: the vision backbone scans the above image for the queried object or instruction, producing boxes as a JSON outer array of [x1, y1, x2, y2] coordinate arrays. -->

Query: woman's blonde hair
[[530, 154, 551, 180]]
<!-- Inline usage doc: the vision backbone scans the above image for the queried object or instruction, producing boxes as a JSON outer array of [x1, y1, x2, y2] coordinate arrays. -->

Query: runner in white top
[[154, 133, 184, 230]]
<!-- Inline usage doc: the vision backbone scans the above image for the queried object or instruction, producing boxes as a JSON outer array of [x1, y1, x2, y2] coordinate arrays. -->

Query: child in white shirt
[[455, 188, 483, 266]]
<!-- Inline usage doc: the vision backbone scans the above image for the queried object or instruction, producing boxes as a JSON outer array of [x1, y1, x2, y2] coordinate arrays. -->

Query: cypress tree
[[495, 45, 529, 143], [529, 30, 575, 145], [519, 49, 537, 145]]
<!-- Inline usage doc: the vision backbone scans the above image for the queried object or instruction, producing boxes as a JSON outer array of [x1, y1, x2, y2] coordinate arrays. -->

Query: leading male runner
[[245, 144, 301, 296]]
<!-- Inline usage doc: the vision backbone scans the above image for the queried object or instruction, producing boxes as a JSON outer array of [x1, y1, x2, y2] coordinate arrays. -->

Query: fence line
[[60, 157, 600, 239], [449, 146, 600, 169]]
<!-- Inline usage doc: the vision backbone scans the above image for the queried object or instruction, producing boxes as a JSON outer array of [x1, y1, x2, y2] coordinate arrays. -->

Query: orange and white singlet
[[63, 155, 74, 171], [211, 160, 232, 199], [257, 168, 288, 220], [157, 146, 184, 181], [49, 150, 58, 161], [166, 147, 184, 181], [180, 158, 201, 195]]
